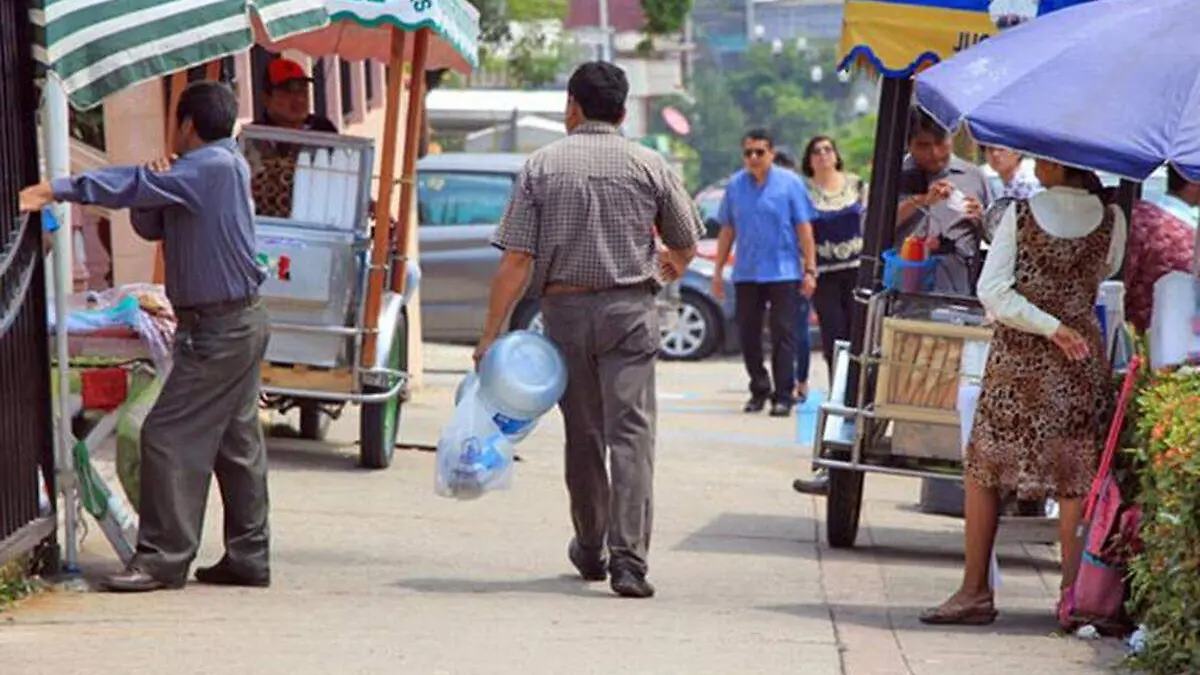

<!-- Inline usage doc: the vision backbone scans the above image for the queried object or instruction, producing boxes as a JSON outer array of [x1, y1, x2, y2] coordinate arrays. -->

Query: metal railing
[[0, 1, 57, 569]]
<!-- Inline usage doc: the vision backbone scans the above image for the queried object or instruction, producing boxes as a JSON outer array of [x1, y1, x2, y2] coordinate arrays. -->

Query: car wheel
[[659, 292, 721, 361]]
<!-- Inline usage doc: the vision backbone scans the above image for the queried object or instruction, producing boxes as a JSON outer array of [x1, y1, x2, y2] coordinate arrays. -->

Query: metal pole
[[745, 0, 756, 45], [41, 77, 79, 574], [598, 0, 612, 61], [845, 77, 912, 408]]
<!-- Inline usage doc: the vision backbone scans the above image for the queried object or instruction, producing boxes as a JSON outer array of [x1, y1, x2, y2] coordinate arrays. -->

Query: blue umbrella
[[915, 0, 1200, 182]]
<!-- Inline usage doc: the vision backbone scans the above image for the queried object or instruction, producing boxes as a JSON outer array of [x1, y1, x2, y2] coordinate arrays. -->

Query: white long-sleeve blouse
[[976, 187, 1127, 337]]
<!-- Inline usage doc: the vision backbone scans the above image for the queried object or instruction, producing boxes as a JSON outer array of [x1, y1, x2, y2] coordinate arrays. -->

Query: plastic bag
[[454, 371, 537, 443], [435, 375, 515, 500], [116, 373, 165, 513], [48, 294, 142, 333]]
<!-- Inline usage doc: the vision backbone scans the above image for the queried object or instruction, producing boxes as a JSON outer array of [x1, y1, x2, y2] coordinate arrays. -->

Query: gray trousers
[[541, 288, 658, 575], [134, 299, 271, 583]]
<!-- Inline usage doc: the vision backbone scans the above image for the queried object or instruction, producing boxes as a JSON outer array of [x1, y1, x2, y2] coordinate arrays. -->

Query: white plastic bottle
[[291, 150, 314, 221], [342, 149, 361, 229], [310, 148, 332, 225], [476, 331, 568, 442], [326, 148, 350, 228]]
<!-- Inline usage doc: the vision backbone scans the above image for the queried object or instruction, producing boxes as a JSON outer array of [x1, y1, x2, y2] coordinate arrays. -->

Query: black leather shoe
[[744, 397, 767, 413], [195, 559, 270, 588], [568, 539, 607, 582], [769, 401, 793, 417], [610, 567, 655, 599], [792, 471, 830, 496], [102, 567, 185, 593]]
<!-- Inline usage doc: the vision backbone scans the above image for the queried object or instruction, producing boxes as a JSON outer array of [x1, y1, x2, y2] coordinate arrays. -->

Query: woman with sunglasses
[[801, 136, 867, 382]]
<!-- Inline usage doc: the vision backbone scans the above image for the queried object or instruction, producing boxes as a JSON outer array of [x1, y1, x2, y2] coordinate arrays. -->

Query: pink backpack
[[1058, 355, 1143, 633]]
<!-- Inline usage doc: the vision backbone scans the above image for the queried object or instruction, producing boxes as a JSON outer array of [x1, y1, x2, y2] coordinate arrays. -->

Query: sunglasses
[[743, 148, 768, 158], [812, 146, 837, 156], [271, 80, 311, 94]]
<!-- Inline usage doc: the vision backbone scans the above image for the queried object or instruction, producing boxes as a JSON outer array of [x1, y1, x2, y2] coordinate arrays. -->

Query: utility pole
[[745, 0, 756, 45], [598, 0, 613, 61]]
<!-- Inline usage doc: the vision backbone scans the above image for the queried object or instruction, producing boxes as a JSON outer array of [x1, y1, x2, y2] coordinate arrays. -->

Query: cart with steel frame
[[239, 0, 481, 469], [812, 288, 1065, 548], [239, 124, 409, 469]]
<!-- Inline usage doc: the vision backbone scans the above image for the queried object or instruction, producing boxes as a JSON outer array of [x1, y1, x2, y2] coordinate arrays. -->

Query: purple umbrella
[[915, 0, 1200, 182]]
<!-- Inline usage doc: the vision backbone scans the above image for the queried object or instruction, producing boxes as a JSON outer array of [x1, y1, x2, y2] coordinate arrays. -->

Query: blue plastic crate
[[882, 249, 938, 293]]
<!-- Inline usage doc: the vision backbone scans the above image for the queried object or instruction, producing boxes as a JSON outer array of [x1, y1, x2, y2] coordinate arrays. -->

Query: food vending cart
[[812, 0, 1098, 548], [248, 0, 480, 469]]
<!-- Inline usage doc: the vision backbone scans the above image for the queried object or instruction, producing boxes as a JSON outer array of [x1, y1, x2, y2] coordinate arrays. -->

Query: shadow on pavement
[[391, 575, 605, 598], [829, 541, 1060, 574], [673, 513, 819, 557], [759, 601, 1062, 637], [265, 441, 362, 473]]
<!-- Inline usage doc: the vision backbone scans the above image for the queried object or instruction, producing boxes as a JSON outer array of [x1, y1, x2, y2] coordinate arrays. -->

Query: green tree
[[832, 113, 878, 181], [651, 70, 746, 190], [505, 28, 572, 89], [725, 42, 842, 153], [507, 0, 570, 21]]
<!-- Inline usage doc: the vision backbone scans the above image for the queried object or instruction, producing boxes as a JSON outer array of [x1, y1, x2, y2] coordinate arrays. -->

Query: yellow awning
[[839, 0, 997, 77]]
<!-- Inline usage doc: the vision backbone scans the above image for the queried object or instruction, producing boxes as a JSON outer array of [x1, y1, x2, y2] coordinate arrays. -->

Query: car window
[[696, 192, 722, 222], [417, 171, 516, 226]]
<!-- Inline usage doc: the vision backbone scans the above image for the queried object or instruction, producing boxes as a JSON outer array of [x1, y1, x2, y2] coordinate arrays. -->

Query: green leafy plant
[[0, 559, 38, 611], [1126, 361, 1200, 674], [641, 0, 691, 36]]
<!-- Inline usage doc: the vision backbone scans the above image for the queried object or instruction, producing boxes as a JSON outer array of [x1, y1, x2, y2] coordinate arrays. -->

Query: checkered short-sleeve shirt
[[491, 122, 704, 294]]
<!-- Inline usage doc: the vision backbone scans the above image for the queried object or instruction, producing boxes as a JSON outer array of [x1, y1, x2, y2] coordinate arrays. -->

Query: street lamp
[[771, 38, 783, 55]]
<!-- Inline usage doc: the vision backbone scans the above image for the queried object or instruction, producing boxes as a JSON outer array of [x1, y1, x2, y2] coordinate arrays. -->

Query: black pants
[[811, 267, 857, 381], [736, 281, 797, 404]]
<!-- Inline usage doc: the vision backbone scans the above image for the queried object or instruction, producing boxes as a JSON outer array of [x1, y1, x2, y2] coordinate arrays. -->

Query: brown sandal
[[919, 597, 998, 626]]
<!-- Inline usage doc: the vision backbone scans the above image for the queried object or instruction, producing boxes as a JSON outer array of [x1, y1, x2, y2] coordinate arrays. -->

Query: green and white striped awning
[[30, 0, 331, 110]]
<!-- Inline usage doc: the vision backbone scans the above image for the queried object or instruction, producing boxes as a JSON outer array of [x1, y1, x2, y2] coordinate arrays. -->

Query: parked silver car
[[416, 152, 738, 360]]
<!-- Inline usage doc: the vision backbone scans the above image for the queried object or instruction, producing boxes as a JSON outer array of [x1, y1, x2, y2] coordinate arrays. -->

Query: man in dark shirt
[[895, 108, 990, 295], [257, 58, 337, 132], [21, 82, 271, 593]]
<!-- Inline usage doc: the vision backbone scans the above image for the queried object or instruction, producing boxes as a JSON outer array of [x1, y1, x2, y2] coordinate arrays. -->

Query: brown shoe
[[102, 567, 185, 593], [919, 595, 997, 625]]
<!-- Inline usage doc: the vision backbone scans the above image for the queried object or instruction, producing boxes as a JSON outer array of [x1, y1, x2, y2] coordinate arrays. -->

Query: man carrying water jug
[[476, 61, 704, 599]]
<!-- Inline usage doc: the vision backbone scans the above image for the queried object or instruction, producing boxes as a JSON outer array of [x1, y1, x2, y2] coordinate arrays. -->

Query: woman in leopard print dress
[[921, 160, 1126, 626]]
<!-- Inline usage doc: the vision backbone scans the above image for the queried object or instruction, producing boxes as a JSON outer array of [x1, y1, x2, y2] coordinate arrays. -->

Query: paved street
[[2, 345, 1123, 674]]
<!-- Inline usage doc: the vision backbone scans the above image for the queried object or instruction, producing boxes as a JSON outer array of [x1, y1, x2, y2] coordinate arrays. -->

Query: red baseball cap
[[267, 58, 314, 88]]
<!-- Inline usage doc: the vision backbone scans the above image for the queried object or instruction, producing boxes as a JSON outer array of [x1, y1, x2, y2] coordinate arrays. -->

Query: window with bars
[[365, 60, 375, 102], [340, 58, 353, 122]]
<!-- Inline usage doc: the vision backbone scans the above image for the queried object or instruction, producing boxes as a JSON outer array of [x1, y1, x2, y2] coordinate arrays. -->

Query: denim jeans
[[795, 294, 811, 386]]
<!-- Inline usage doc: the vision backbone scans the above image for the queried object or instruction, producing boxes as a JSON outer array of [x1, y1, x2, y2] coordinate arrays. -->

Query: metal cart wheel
[[826, 468, 865, 548], [298, 401, 331, 441], [359, 307, 408, 469]]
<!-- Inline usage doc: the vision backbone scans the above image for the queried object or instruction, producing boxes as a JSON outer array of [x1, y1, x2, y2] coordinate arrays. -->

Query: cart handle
[[261, 367, 407, 405]]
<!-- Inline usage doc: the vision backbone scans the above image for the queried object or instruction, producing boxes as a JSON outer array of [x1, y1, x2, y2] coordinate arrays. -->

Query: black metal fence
[[0, 1, 57, 569]]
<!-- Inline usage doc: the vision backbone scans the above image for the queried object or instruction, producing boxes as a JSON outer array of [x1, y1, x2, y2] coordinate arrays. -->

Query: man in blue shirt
[[20, 82, 271, 593], [711, 129, 818, 417]]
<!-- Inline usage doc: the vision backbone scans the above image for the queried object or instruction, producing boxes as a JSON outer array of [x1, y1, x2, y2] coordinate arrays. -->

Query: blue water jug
[[476, 330, 568, 439]]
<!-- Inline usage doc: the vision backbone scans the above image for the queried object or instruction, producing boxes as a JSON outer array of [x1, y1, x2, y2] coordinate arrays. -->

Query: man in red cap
[[257, 58, 337, 133]]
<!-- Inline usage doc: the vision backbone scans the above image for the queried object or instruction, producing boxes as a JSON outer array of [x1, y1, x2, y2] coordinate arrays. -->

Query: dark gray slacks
[[542, 288, 658, 575], [134, 300, 271, 583]]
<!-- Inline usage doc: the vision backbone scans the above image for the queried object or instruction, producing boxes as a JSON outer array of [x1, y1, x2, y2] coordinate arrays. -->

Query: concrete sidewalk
[[2, 345, 1123, 674]]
